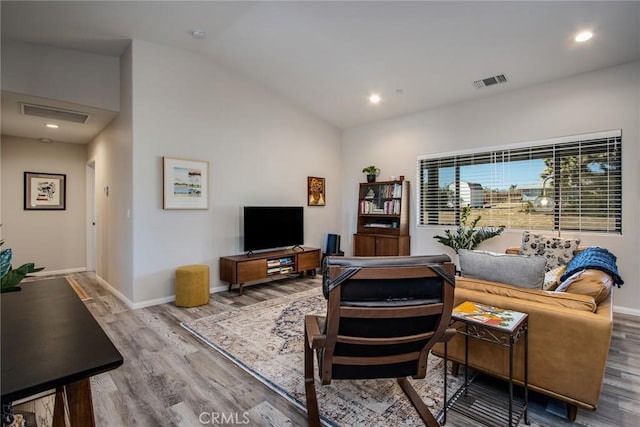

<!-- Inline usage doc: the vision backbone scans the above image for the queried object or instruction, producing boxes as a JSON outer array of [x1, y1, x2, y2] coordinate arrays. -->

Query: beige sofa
[[432, 248, 614, 421]]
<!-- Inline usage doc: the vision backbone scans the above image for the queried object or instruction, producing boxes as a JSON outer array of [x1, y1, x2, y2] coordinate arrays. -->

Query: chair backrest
[[319, 255, 455, 383]]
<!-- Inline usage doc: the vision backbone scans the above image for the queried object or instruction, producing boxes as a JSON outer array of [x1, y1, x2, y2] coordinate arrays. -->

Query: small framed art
[[24, 172, 66, 210], [163, 157, 209, 210], [308, 176, 325, 206]]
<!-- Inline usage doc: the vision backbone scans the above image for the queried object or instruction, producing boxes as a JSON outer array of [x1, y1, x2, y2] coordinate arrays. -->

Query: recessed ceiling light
[[575, 31, 593, 43], [45, 123, 59, 129], [369, 93, 381, 104], [39, 138, 53, 143]]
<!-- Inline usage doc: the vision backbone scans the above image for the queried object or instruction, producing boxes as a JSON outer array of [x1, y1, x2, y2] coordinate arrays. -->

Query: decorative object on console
[[361, 165, 380, 183], [24, 171, 66, 210], [520, 231, 580, 272], [433, 206, 504, 254], [163, 157, 208, 210], [458, 249, 546, 289], [307, 176, 325, 206]]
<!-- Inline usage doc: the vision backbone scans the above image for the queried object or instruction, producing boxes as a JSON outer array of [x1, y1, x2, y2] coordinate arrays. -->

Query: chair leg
[[304, 324, 321, 427], [567, 403, 578, 421], [450, 361, 460, 376], [397, 377, 440, 427]]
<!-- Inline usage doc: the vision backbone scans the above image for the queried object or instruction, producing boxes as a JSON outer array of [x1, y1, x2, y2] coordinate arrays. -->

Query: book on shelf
[[453, 301, 526, 330], [364, 223, 392, 228]]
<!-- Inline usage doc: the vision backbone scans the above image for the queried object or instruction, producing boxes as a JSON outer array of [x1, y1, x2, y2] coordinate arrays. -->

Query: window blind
[[417, 130, 622, 233]]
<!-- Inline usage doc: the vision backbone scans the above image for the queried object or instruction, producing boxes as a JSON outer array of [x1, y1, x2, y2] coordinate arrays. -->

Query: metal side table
[[442, 301, 529, 427]]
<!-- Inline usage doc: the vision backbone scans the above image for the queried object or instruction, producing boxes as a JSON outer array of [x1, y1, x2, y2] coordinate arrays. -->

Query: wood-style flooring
[[60, 273, 640, 426]]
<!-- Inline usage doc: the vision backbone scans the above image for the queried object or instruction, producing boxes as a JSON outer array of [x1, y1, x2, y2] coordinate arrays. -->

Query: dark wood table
[[1, 277, 123, 426]]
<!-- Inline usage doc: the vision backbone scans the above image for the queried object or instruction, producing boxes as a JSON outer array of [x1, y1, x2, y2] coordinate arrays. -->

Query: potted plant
[[1, 239, 44, 293], [433, 206, 504, 254], [362, 165, 380, 183]]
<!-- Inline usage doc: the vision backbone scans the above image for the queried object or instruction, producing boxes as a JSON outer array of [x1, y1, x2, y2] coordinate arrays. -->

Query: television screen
[[243, 206, 304, 252]]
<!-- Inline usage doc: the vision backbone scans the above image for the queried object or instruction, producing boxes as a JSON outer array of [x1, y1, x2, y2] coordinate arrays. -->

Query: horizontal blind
[[417, 131, 622, 233]]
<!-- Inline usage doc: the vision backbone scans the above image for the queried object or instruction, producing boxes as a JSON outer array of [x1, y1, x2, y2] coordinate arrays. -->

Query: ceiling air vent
[[473, 74, 508, 89], [19, 102, 91, 124]]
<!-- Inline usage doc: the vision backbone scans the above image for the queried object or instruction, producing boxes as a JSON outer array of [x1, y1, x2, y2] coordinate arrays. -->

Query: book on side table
[[452, 301, 527, 331]]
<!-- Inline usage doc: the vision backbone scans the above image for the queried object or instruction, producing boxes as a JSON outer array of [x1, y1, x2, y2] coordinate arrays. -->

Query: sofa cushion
[[456, 276, 598, 312], [520, 231, 580, 272], [555, 269, 614, 305], [459, 249, 546, 289]]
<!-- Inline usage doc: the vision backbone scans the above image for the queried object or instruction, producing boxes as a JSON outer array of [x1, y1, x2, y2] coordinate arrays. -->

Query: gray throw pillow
[[459, 249, 546, 289]]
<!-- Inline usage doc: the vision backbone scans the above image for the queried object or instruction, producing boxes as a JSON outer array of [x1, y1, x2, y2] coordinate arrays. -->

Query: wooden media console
[[219, 246, 321, 295]]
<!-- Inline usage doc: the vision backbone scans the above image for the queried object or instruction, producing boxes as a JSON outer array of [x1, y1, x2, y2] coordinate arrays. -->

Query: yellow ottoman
[[175, 264, 210, 307]]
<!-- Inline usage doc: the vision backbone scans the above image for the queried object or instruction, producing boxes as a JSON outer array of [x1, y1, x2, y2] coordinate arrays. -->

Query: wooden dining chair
[[304, 255, 456, 426]]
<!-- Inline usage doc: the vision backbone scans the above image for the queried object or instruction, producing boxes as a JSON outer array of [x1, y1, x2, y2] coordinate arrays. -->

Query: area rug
[[181, 286, 464, 426]]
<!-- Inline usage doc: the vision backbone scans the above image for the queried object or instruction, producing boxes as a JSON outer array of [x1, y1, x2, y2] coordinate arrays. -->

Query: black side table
[[442, 301, 529, 427]]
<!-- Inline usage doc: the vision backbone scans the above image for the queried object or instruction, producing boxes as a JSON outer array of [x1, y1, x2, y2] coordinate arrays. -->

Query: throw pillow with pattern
[[520, 231, 580, 272]]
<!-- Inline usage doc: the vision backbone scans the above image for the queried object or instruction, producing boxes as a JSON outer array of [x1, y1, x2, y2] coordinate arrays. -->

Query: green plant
[[362, 165, 380, 175], [1, 239, 44, 293], [433, 206, 505, 254]]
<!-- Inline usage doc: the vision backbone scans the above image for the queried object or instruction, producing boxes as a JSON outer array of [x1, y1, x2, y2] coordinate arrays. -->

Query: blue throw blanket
[[560, 247, 624, 287]]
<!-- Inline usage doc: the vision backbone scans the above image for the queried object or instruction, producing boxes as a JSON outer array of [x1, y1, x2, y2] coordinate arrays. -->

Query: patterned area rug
[[182, 286, 464, 426]]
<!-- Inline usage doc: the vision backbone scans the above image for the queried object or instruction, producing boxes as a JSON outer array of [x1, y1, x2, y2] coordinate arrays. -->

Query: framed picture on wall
[[308, 176, 325, 206], [163, 157, 209, 210], [24, 172, 66, 210]]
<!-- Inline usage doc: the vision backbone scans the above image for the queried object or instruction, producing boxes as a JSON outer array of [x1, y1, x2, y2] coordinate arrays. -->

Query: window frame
[[416, 130, 622, 234]]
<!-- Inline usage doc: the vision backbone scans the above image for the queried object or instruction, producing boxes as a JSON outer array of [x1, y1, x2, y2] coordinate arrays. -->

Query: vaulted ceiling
[[2, 1, 639, 143]]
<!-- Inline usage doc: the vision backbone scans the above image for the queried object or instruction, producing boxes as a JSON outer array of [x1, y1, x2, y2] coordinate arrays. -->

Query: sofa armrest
[[433, 287, 612, 409]]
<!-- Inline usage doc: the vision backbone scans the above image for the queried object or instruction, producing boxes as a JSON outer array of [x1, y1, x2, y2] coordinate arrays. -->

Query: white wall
[[126, 40, 342, 305], [0, 136, 87, 272], [87, 44, 134, 302], [1, 40, 120, 111], [342, 61, 640, 314]]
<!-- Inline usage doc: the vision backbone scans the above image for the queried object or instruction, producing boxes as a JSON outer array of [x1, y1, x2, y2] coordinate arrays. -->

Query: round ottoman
[[175, 264, 210, 307]]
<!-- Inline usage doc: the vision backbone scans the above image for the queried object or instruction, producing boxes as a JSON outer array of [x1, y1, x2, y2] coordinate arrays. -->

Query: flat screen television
[[243, 206, 304, 252]]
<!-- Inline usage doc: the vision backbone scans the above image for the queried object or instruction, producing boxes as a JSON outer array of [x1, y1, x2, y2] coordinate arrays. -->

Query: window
[[417, 130, 622, 234]]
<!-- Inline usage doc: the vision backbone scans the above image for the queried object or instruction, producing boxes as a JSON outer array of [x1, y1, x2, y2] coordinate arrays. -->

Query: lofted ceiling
[[1, 1, 639, 143]]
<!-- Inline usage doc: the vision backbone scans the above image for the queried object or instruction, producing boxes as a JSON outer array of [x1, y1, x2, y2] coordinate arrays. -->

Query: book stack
[[267, 257, 294, 275]]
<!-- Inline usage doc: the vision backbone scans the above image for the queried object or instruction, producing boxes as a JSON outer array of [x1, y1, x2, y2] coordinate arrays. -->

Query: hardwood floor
[[64, 273, 640, 426]]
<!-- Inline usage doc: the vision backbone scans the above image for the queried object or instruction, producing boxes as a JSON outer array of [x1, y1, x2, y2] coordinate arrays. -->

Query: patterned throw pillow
[[543, 265, 566, 291], [520, 231, 580, 272]]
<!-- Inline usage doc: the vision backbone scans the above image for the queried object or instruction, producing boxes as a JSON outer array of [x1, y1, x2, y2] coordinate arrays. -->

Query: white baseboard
[[94, 275, 229, 309], [31, 267, 87, 276], [211, 284, 228, 293], [132, 295, 175, 309], [93, 274, 136, 309], [613, 305, 640, 317]]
